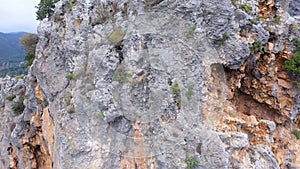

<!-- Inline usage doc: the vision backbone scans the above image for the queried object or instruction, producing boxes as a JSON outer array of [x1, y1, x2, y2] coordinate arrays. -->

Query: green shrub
[[257, 14, 263, 20], [231, 0, 238, 7], [296, 82, 300, 88], [21, 34, 38, 68], [221, 32, 229, 46], [42, 99, 49, 107], [284, 52, 300, 76], [250, 19, 257, 25], [12, 98, 25, 115], [185, 155, 199, 169], [66, 1, 76, 13], [66, 74, 80, 80], [293, 130, 300, 139], [293, 38, 300, 48], [99, 112, 104, 121], [171, 81, 182, 108], [265, 26, 272, 33], [53, 13, 61, 22], [6, 95, 16, 101], [250, 41, 264, 53], [186, 86, 194, 100], [273, 16, 281, 24], [186, 25, 197, 39], [284, 38, 300, 76], [240, 4, 252, 14], [15, 74, 26, 80], [171, 81, 181, 96]]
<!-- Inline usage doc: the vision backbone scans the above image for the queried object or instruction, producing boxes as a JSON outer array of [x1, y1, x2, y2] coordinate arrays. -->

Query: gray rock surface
[[1, 0, 300, 168]]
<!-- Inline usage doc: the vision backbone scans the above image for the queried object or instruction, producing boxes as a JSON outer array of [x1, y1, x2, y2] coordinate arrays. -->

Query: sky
[[0, 0, 40, 33]]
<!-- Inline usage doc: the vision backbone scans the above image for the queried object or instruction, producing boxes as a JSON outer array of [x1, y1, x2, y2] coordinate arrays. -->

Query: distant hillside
[[0, 32, 29, 77]]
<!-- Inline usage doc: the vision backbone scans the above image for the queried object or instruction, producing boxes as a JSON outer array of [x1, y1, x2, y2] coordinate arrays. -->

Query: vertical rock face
[[1, 0, 300, 168]]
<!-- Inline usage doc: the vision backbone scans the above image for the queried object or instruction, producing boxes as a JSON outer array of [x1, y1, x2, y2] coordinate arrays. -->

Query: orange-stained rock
[[9, 147, 19, 169], [275, 148, 285, 167], [10, 105, 54, 169], [31, 113, 42, 128], [266, 0, 274, 6], [278, 79, 293, 89], [42, 108, 55, 156], [22, 151, 29, 169], [277, 71, 289, 79], [258, 0, 276, 19], [245, 115, 259, 126], [120, 158, 136, 169], [282, 50, 292, 60], [31, 160, 37, 169], [35, 85, 44, 101], [278, 95, 293, 109]]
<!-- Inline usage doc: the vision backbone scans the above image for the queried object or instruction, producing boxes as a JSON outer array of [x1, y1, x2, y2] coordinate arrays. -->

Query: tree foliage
[[12, 98, 25, 115], [21, 34, 38, 68], [36, 0, 60, 20], [284, 38, 300, 77]]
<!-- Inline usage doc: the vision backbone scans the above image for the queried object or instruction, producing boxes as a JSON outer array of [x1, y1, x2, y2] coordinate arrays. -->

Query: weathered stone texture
[[1, 0, 300, 168]]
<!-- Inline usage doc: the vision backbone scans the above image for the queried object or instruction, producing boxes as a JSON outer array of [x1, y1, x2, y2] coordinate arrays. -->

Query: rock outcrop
[[1, 0, 300, 168]]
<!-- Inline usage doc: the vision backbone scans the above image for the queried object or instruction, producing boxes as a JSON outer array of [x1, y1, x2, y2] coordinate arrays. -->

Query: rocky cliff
[[1, 0, 300, 168]]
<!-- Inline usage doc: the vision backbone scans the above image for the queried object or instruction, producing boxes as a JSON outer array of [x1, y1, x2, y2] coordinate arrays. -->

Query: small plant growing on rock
[[231, 0, 238, 7], [186, 86, 194, 100], [250, 19, 257, 25], [250, 41, 264, 53], [240, 4, 252, 14], [292, 130, 300, 139], [42, 99, 49, 107], [293, 38, 300, 48], [53, 13, 61, 22], [66, 1, 77, 13], [273, 16, 281, 24], [171, 81, 181, 96], [99, 112, 104, 121], [265, 26, 272, 33], [185, 155, 199, 169], [15, 74, 26, 80], [284, 52, 300, 76], [186, 25, 197, 39], [12, 98, 25, 115], [6, 95, 16, 101], [221, 32, 229, 46], [171, 81, 182, 109], [284, 38, 300, 77], [66, 74, 80, 80]]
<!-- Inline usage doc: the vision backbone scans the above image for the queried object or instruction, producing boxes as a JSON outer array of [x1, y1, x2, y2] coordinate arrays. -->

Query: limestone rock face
[[1, 0, 300, 168]]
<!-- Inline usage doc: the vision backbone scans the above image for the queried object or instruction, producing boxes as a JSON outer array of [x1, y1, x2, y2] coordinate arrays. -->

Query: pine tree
[[36, 0, 59, 20], [21, 34, 38, 67]]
